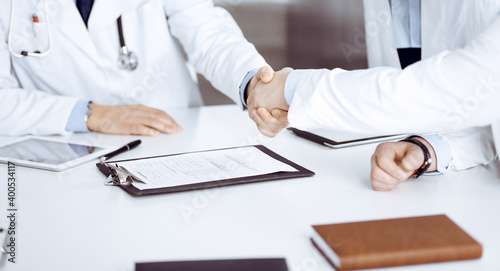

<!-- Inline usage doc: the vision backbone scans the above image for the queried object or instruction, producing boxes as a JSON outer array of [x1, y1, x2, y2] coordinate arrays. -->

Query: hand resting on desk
[[87, 104, 182, 136], [370, 137, 437, 191]]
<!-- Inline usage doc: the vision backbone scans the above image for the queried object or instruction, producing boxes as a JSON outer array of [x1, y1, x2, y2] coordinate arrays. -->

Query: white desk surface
[[0, 105, 499, 271]]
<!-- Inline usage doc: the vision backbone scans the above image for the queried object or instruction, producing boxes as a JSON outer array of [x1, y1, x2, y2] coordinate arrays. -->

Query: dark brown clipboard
[[96, 145, 314, 196], [136, 258, 289, 271]]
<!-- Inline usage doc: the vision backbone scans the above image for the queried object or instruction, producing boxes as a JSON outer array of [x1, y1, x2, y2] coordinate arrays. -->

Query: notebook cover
[[135, 258, 288, 271], [96, 145, 314, 196], [311, 214, 482, 270]]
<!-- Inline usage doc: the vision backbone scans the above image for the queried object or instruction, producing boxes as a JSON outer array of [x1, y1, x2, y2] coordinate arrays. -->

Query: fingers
[[374, 144, 407, 180], [252, 107, 288, 138], [271, 108, 288, 122], [136, 107, 182, 134], [246, 66, 275, 108], [370, 142, 427, 191], [132, 125, 161, 137], [370, 143, 410, 191], [87, 104, 182, 136], [400, 144, 425, 172], [370, 154, 402, 191]]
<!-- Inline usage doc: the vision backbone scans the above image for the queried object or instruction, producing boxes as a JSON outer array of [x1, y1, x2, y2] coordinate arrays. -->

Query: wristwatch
[[400, 136, 433, 178], [84, 101, 93, 125]]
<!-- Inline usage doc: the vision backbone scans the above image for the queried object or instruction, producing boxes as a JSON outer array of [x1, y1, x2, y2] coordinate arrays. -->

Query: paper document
[[117, 146, 297, 190]]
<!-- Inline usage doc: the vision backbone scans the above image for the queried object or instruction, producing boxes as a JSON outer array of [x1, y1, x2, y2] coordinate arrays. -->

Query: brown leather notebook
[[311, 214, 482, 270]]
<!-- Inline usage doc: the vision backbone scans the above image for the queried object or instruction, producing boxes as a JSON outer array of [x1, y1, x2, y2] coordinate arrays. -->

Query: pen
[[100, 140, 141, 162]]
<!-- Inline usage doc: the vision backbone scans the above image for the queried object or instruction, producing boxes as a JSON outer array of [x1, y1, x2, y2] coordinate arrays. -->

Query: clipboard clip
[[101, 163, 135, 186], [0, 223, 8, 256]]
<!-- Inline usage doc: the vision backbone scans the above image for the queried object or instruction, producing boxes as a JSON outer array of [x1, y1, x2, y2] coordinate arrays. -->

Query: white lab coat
[[0, 0, 266, 135], [288, 0, 500, 171]]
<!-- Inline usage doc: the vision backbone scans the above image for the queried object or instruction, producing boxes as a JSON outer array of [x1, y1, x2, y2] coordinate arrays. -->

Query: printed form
[[116, 146, 297, 190]]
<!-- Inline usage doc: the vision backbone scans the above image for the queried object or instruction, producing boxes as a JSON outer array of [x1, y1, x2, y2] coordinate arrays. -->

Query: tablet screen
[[0, 138, 105, 165]]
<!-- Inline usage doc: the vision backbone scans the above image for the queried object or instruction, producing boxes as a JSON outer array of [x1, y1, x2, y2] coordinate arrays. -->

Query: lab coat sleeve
[[288, 13, 500, 135], [164, 0, 268, 107], [0, 20, 79, 136], [442, 126, 497, 171]]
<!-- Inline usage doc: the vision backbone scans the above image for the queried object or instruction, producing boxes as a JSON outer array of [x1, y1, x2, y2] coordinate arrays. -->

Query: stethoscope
[[116, 16, 138, 71], [8, 0, 138, 71], [8, 0, 52, 57]]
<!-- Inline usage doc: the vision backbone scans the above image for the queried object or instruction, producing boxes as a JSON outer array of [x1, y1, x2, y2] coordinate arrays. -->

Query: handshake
[[246, 66, 294, 138]]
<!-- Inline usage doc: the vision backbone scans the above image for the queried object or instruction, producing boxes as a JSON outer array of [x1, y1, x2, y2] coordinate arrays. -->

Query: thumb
[[255, 66, 275, 84], [399, 148, 424, 173]]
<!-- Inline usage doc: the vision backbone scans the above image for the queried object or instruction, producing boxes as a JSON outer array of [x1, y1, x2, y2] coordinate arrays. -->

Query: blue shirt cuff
[[239, 68, 260, 109], [418, 134, 453, 174], [284, 70, 303, 105], [65, 100, 90, 132]]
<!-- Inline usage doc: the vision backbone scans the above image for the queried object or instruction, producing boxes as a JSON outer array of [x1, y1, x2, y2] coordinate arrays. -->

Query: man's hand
[[86, 104, 182, 136], [247, 67, 293, 113], [251, 108, 289, 137], [370, 138, 437, 191], [246, 67, 294, 137], [246, 66, 275, 99]]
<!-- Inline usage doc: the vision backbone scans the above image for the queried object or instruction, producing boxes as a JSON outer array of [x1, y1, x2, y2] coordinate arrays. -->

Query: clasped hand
[[246, 66, 294, 137], [247, 67, 439, 192]]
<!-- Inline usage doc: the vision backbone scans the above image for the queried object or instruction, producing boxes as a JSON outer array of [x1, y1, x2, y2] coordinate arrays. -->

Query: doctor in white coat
[[0, 0, 271, 136], [247, 0, 500, 189]]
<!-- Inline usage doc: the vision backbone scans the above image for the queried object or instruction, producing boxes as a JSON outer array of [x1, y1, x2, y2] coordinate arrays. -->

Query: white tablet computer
[[0, 137, 115, 171]]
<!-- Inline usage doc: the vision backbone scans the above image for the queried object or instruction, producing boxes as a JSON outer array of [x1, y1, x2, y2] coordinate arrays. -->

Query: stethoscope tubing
[[117, 16, 126, 48], [8, 0, 137, 71], [8, 0, 53, 58]]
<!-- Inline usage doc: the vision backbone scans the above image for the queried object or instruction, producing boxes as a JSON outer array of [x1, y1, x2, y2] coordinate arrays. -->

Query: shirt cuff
[[239, 68, 260, 109], [65, 100, 90, 132], [417, 134, 453, 174], [284, 70, 303, 105]]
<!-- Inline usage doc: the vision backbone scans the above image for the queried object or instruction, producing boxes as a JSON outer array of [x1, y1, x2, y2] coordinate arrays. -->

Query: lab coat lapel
[[420, 0, 446, 58], [87, 0, 156, 33], [363, 0, 399, 68], [86, 0, 126, 34], [47, 0, 101, 64]]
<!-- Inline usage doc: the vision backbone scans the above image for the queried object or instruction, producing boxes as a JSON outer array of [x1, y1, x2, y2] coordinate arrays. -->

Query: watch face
[[85, 103, 93, 123], [86, 103, 94, 115], [425, 157, 433, 165]]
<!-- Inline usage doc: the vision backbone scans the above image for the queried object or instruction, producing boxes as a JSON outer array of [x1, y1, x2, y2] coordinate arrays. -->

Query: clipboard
[[288, 128, 406, 149], [136, 258, 289, 271], [96, 145, 314, 196]]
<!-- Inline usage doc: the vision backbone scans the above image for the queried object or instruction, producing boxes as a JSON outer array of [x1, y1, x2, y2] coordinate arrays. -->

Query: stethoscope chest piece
[[118, 46, 138, 71]]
